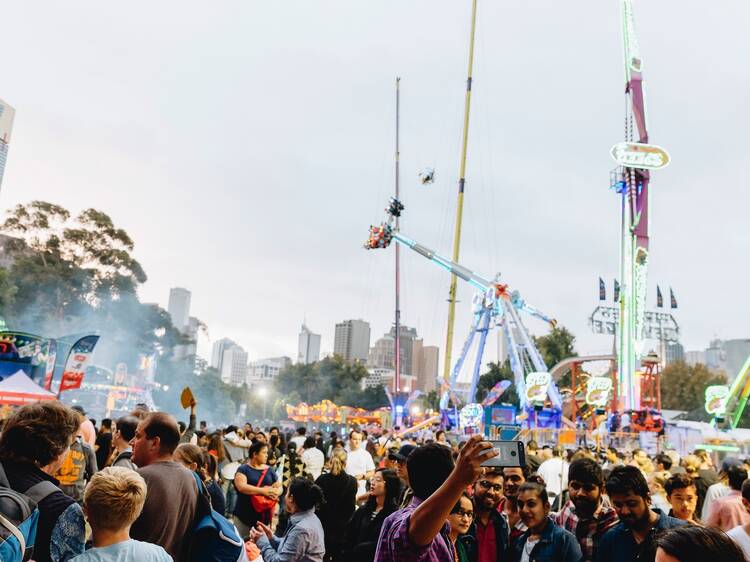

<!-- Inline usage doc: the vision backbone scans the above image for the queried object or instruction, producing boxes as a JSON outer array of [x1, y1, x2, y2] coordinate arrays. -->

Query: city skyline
[[1, 1, 747, 374]]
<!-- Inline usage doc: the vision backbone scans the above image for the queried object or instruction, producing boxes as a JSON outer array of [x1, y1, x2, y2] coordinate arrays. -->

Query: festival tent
[[0, 370, 57, 405]]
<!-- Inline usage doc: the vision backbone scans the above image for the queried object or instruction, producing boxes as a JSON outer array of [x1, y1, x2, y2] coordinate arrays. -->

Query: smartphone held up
[[480, 440, 526, 468]]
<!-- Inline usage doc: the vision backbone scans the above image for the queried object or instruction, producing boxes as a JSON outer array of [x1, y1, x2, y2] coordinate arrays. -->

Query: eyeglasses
[[451, 509, 474, 519], [478, 480, 503, 492]]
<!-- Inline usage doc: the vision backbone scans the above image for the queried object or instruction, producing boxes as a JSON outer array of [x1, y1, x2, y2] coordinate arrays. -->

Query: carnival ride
[[711, 354, 750, 429], [608, 0, 671, 415], [366, 198, 563, 428]]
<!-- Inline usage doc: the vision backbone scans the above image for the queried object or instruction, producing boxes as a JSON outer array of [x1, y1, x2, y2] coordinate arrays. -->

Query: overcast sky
[[1, 1, 748, 374]]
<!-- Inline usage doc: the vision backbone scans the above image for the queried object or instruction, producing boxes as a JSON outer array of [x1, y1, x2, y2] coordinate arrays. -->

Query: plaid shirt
[[554, 498, 618, 562]]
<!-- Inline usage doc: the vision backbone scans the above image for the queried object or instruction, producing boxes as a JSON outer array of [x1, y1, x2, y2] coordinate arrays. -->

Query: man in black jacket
[[469, 468, 511, 562]]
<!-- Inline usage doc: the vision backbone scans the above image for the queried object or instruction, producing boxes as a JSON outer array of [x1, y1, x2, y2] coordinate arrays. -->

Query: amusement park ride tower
[[609, 0, 671, 412]]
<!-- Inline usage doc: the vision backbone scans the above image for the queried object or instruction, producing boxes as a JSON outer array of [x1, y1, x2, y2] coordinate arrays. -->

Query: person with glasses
[[468, 469, 511, 562], [343, 468, 401, 561], [449, 493, 477, 562]]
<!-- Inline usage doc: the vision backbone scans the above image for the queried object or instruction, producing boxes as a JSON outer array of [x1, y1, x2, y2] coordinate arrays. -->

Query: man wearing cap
[[71, 405, 97, 447], [389, 444, 416, 508]]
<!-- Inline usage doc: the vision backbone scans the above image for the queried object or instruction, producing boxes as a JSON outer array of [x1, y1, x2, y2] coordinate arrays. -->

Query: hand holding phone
[[480, 440, 526, 468]]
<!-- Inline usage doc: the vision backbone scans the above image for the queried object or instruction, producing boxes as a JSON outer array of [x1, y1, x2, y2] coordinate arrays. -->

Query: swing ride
[[366, 198, 563, 428]]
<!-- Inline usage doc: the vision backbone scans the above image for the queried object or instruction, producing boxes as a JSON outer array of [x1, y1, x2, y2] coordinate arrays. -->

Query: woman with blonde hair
[[315, 447, 358, 561]]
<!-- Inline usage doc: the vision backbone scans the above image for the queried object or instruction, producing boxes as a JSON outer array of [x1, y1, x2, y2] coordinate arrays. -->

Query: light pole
[[257, 387, 268, 421]]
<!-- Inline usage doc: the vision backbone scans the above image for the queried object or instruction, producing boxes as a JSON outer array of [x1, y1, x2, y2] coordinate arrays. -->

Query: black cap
[[389, 444, 417, 462], [71, 405, 86, 415]]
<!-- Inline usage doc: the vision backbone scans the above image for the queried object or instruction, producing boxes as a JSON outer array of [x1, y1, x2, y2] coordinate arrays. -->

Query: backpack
[[189, 471, 248, 562], [0, 462, 59, 562]]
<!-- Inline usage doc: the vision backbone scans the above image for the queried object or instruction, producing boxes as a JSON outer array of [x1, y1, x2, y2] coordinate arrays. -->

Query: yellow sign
[[180, 386, 195, 409]]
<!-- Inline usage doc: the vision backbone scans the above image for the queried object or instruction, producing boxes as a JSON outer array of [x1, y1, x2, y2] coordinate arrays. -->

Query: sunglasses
[[478, 480, 503, 492]]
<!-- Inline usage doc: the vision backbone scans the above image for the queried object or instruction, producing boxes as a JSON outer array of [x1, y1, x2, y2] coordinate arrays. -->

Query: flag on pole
[[670, 287, 678, 309], [599, 277, 606, 301], [614, 280, 621, 303], [59, 335, 99, 393], [656, 286, 664, 308]]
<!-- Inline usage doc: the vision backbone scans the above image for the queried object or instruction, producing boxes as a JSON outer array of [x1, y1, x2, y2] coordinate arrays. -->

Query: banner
[[43, 340, 57, 390], [656, 286, 663, 308], [705, 385, 729, 416], [598, 278, 606, 301], [613, 280, 620, 303], [525, 372, 551, 405], [59, 335, 100, 393], [670, 288, 678, 309]]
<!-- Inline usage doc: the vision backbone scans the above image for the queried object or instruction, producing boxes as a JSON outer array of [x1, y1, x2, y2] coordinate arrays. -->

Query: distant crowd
[[2, 400, 750, 562]]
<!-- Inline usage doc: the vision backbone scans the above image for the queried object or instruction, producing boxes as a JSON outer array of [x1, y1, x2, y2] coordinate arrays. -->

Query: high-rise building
[[664, 342, 685, 365], [697, 338, 750, 378], [334, 319, 371, 364], [723, 339, 750, 378], [297, 324, 321, 365], [368, 325, 418, 378], [419, 346, 440, 393], [167, 288, 191, 332], [0, 99, 15, 191], [364, 367, 414, 393], [685, 350, 706, 366], [211, 338, 236, 372], [173, 315, 203, 371], [220, 345, 248, 386], [248, 356, 292, 384]]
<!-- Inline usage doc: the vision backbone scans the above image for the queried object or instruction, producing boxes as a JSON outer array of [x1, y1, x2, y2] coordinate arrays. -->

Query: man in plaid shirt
[[554, 457, 618, 562]]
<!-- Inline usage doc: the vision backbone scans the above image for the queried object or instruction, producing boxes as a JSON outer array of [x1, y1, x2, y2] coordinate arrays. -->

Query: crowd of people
[[3, 400, 750, 562]]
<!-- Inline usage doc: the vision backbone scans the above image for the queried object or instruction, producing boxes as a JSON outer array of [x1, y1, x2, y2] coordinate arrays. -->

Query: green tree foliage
[[274, 355, 389, 410], [534, 326, 578, 369], [475, 360, 520, 407], [660, 361, 727, 412]]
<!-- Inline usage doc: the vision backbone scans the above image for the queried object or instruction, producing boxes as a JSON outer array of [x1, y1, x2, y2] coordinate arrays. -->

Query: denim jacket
[[514, 518, 582, 562], [257, 508, 325, 562]]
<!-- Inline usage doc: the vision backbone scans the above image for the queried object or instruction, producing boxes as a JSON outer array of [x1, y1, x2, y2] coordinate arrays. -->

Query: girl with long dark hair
[[342, 468, 401, 561]]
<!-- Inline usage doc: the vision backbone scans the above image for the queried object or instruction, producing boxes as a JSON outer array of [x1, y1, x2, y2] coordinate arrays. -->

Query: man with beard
[[555, 458, 618, 562], [468, 469, 510, 562], [596, 465, 685, 562]]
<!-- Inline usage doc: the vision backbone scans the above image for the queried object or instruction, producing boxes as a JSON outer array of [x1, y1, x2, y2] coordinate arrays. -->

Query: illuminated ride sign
[[459, 403, 484, 429], [610, 142, 670, 170], [705, 385, 730, 417], [585, 376, 612, 407], [525, 372, 551, 405]]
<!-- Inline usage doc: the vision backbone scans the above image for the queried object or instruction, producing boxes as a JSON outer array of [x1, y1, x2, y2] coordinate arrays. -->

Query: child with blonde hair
[[71, 467, 171, 561]]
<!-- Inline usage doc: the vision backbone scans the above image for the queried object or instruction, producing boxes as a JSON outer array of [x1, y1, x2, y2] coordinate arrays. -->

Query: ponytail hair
[[289, 477, 325, 511], [329, 447, 347, 476]]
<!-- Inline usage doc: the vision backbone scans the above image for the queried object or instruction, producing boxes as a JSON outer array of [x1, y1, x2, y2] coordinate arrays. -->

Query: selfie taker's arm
[[408, 436, 496, 546]]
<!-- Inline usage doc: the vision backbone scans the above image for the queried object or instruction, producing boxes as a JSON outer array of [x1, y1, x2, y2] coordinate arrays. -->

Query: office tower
[[297, 324, 321, 364], [211, 338, 236, 371], [248, 356, 292, 384], [167, 288, 191, 332], [0, 99, 14, 191], [334, 319, 371, 363], [220, 345, 248, 386]]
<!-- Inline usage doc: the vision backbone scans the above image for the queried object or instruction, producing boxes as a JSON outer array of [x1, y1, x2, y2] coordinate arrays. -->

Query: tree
[[475, 360, 520, 407], [660, 361, 727, 412], [534, 326, 577, 369]]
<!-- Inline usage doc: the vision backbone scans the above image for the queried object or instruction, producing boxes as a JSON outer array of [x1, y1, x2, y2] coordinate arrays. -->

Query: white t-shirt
[[290, 435, 307, 449], [70, 539, 171, 561], [520, 537, 540, 562], [301, 447, 325, 479], [345, 448, 376, 496], [727, 526, 750, 560], [537, 457, 569, 499]]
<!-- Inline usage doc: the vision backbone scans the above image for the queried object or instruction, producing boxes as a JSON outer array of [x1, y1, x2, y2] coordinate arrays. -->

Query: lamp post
[[257, 387, 268, 421]]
